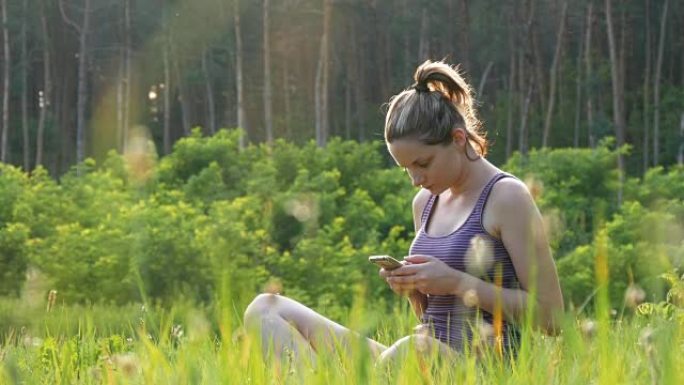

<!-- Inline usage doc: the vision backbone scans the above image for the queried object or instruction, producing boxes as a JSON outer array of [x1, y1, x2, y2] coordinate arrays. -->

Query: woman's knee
[[243, 293, 282, 326]]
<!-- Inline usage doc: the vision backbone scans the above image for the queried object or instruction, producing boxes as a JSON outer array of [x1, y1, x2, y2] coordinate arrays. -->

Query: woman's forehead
[[387, 139, 436, 164]]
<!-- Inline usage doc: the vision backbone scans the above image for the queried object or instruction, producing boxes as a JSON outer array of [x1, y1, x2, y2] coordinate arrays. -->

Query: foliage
[[0, 132, 683, 315]]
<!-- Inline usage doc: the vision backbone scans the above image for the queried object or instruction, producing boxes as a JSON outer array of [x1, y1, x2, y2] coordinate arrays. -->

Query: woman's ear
[[451, 127, 467, 146]]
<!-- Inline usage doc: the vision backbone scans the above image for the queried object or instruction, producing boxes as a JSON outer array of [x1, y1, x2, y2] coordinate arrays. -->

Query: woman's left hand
[[385, 255, 465, 296]]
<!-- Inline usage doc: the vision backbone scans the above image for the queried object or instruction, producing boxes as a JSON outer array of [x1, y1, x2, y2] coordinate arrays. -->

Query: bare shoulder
[[484, 177, 539, 236], [489, 177, 535, 211], [412, 188, 432, 231]]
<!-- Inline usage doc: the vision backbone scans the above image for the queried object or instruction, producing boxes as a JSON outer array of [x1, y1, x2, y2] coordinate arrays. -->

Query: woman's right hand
[[379, 262, 415, 296]]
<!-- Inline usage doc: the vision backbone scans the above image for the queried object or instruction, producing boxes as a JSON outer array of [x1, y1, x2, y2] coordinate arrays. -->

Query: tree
[[605, 0, 626, 202], [36, 0, 52, 168], [642, 0, 652, 172], [542, 1, 568, 148], [202, 47, 216, 135], [652, 0, 669, 166], [20, 0, 29, 170], [315, 0, 331, 147], [234, 0, 247, 148], [263, 0, 273, 144], [0, 0, 10, 163], [162, 1, 171, 155], [59, 0, 92, 168]]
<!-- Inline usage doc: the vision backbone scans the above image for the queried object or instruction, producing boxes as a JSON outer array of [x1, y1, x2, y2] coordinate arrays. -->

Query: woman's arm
[[456, 178, 564, 334], [407, 189, 431, 319]]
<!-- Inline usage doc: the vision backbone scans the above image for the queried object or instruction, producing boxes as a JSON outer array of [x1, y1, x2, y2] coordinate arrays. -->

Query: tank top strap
[[420, 194, 438, 229], [471, 173, 512, 222]]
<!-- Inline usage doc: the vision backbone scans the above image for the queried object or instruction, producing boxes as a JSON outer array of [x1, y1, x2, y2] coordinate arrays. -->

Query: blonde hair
[[384, 60, 487, 159]]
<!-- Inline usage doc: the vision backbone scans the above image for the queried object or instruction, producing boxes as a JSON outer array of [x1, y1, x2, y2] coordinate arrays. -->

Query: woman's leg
[[243, 293, 387, 361], [376, 333, 455, 367]]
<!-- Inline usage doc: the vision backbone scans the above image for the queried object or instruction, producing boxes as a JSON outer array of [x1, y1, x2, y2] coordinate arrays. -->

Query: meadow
[[0, 283, 682, 384]]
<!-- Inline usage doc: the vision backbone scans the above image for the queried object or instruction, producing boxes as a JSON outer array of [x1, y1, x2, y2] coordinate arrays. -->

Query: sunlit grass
[[0, 290, 682, 385]]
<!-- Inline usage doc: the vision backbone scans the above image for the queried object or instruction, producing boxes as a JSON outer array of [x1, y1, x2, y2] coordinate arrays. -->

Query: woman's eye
[[417, 162, 429, 168]]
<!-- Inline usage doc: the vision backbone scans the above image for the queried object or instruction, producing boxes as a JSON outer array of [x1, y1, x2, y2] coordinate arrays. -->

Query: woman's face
[[387, 134, 465, 195]]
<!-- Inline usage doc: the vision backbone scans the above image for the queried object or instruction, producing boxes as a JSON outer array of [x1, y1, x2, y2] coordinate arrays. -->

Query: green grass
[[0, 295, 682, 385]]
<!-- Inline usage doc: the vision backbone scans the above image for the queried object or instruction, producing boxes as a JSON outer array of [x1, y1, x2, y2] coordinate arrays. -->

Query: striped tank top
[[409, 172, 521, 353]]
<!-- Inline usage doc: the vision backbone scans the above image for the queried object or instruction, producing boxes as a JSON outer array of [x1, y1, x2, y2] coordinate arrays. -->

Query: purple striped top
[[409, 173, 520, 353]]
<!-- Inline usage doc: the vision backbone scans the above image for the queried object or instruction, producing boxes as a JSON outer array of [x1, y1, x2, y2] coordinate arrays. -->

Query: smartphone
[[368, 255, 403, 271]]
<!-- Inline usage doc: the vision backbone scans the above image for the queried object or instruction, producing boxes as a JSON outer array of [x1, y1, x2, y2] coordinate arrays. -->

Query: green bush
[[1, 130, 682, 317]]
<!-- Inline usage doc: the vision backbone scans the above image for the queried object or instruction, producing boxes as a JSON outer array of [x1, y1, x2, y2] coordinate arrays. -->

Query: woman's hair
[[384, 60, 487, 159]]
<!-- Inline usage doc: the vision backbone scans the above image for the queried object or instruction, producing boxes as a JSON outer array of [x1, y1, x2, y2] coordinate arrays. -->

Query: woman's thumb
[[404, 255, 432, 264]]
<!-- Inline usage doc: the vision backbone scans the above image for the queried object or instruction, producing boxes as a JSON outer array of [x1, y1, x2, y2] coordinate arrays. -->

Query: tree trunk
[[606, 0, 626, 203], [402, 0, 410, 75], [116, 31, 124, 150], [162, 6, 171, 155], [21, 0, 29, 170], [642, 0, 652, 172], [262, 0, 273, 144], [59, 0, 91, 168], [234, 0, 247, 147], [530, 1, 546, 126], [584, 2, 595, 147], [315, 0, 331, 147], [458, 0, 471, 72], [477, 61, 493, 99], [573, 5, 585, 148], [170, 34, 190, 136], [77, 0, 90, 166], [0, 0, 10, 163], [350, 20, 364, 141], [283, 59, 291, 139], [506, 49, 515, 159], [36, 0, 52, 168], [519, 81, 533, 157], [418, 7, 429, 60], [202, 48, 216, 135], [542, 1, 568, 148], [653, 0, 669, 166], [678, 112, 683, 165], [345, 77, 351, 140], [123, 0, 131, 152]]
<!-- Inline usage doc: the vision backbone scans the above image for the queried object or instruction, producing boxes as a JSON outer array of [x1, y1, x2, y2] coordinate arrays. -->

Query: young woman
[[243, 60, 564, 364]]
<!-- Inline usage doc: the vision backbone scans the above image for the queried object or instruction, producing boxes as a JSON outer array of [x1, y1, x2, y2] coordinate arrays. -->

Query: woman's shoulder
[[483, 175, 538, 238], [412, 188, 432, 212], [411, 188, 432, 230], [489, 175, 538, 216]]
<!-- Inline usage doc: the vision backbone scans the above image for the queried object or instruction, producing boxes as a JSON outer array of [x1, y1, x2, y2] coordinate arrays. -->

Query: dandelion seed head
[[463, 289, 479, 308], [624, 284, 646, 309], [284, 195, 318, 222], [187, 312, 210, 341], [111, 353, 139, 378], [639, 326, 655, 347], [465, 235, 494, 276], [580, 319, 596, 339], [262, 278, 283, 295], [171, 324, 184, 341], [524, 176, 544, 201], [124, 125, 157, 184]]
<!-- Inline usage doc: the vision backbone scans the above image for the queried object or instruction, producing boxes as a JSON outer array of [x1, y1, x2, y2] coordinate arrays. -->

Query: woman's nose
[[409, 171, 423, 187]]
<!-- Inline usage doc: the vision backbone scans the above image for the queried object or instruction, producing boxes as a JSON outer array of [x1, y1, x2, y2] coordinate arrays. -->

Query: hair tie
[[413, 82, 430, 93]]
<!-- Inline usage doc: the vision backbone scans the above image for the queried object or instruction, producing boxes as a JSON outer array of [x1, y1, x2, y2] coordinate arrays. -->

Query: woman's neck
[[448, 157, 499, 198]]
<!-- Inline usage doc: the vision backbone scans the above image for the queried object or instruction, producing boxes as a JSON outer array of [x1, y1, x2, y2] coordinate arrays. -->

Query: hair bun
[[412, 82, 430, 93]]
